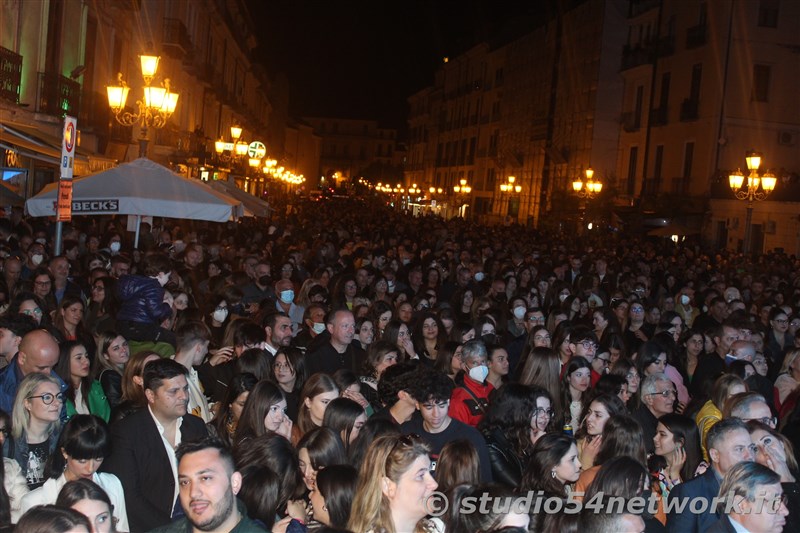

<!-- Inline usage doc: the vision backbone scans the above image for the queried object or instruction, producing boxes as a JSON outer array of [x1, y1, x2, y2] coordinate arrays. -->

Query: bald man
[[0, 329, 66, 417]]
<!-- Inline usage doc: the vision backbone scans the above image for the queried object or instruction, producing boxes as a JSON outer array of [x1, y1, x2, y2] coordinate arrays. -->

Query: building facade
[[0, 0, 297, 200]]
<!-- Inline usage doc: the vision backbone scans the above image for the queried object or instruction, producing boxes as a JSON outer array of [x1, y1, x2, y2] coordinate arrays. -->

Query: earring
[[551, 470, 556, 478], [322, 506, 328, 512]]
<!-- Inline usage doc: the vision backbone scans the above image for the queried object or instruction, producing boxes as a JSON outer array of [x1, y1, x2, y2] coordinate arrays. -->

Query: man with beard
[[150, 437, 265, 532]]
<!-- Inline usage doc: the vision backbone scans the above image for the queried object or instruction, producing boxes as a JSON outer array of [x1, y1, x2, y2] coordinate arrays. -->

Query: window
[[758, 0, 779, 28], [690, 64, 702, 102], [654, 145, 664, 191], [682, 142, 694, 178], [634, 86, 644, 126], [627, 147, 638, 196], [752, 64, 771, 102]]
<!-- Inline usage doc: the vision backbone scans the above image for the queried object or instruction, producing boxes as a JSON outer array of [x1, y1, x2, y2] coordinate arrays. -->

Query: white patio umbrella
[[26, 158, 243, 246]]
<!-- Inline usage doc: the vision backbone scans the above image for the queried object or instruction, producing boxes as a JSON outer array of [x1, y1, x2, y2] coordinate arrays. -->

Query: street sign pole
[[55, 116, 77, 255]]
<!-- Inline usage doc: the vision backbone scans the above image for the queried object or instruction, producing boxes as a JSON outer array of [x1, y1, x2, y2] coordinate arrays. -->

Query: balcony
[[621, 45, 651, 71], [649, 106, 668, 126], [621, 111, 641, 132], [686, 24, 707, 49], [37, 71, 80, 117], [680, 99, 699, 121], [629, 0, 661, 18], [163, 18, 193, 59], [0, 46, 22, 104]]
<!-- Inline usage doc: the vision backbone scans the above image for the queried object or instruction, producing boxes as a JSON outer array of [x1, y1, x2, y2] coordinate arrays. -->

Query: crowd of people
[[0, 195, 797, 532]]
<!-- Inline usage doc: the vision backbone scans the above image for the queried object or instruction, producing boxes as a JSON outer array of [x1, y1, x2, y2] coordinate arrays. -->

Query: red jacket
[[449, 374, 494, 428]]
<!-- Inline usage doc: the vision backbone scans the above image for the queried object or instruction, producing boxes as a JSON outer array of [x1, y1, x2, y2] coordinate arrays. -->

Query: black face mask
[[258, 275, 271, 287], [481, 333, 498, 346]]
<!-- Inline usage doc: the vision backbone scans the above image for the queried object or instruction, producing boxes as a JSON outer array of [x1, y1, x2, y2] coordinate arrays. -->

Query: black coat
[[103, 408, 208, 532], [483, 427, 524, 488]]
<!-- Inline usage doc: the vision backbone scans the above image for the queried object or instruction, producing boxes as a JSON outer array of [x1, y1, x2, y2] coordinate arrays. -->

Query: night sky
[[247, 0, 542, 134]]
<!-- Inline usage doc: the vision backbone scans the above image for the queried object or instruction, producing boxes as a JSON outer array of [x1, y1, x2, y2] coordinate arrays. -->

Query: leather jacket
[[483, 427, 524, 488]]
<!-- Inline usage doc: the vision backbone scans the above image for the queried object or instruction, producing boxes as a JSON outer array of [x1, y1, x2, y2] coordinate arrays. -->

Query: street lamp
[[572, 167, 602, 198], [499, 175, 522, 219], [453, 179, 472, 218], [107, 54, 179, 158], [728, 151, 777, 253]]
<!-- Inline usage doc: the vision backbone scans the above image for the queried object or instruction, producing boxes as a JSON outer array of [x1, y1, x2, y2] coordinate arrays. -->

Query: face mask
[[387, 280, 395, 293], [725, 354, 741, 366], [513, 306, 526, 320], [31, 254, 43, 266], [474, 272, 485, 282], [279, 289, 295, 304], [680, 294, 690, 306], [212, 309, 228, 323], [402, 258, 410, 265], [109, 242, 121, 253], [559, 293, 569, 302], [481, 333, 498, 346], [312, 322, 326, 334], [35, 238, 46, 245], [468, 364, 489, 383], [258, 275, 271, 287]]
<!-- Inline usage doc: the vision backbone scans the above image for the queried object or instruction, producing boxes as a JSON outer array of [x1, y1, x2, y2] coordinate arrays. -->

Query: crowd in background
[[0, 195, 797, 532]]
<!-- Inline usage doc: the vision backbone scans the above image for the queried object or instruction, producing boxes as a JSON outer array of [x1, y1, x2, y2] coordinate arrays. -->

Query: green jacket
[[147, 499, 266, 533], [66, 380, 111, 422]]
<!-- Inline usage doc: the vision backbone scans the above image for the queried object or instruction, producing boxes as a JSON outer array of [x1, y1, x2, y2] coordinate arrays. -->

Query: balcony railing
[[621, 45, 651, 70], [686, 24, 707, 49], [0, 46, 22, 104], [649, 106, 668, 126], [37, 71, 80, 117], [621, 111, 641, 132], [163, 18, 193, 59], [680, 99, 699, 121]]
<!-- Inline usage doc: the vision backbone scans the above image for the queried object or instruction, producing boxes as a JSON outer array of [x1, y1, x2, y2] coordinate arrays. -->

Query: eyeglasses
[[533, 407, 555, 418], [27, 392, 65, 405], [22, 308, 43, 317], [527, 316, 545, 323], [215, 306, 228, 312], [578, 340, 599, 350], [274, 362, 292, 370], [647, 390, 677, 399], [91, 285, 104, 292], [745, 416, 778, 427], [34, 280, 51, 287], [774, 318, 788, 324]]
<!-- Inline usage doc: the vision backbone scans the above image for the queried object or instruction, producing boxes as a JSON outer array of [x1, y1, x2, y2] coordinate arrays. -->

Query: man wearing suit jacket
[[104, 358, 208, 532], [667, 418, 754, 533], [707, 461, 788, 533]]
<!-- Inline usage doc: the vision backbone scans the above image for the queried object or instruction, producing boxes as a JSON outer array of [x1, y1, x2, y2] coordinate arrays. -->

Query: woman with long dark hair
[[54, 341, 110, 422], [207, 373, 258, 446], [479, 383, 539, 487], [520, 433, 581, 499]]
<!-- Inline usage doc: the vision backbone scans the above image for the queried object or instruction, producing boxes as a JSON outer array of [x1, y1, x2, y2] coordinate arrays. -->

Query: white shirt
[[19, 471, 129, 530], [728, 516, 751, 533], [74, 386, 89, 415], [148, 405, 183, 513]]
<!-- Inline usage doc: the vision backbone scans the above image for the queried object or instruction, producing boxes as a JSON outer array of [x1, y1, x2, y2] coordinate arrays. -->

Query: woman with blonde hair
[[696, 373, 747, 460], [775, 349, 800, 407], [4, 374, 62, 489], [348, 434, 438, 533]]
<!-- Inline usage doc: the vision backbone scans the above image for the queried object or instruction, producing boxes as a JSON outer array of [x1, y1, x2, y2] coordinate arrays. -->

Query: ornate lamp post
[[453, 179, 472, 218], [572, 167, 602, 198], [499, 175, 522, 219], [107, 54, 179, 158], [728, 151, 777, 253]]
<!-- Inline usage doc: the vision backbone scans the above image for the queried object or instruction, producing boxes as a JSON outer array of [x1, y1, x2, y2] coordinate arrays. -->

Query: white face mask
[[312, 322, 326, 334], [279, 290, 295, 304], [35, 238, 46, 245], [212, 308, 228, 323], [157, 272, 170, 286], [513, 306, 526, 320], [680, 294, 691, 306], [474, 272, 485, 282], [109, 242, 121, 253], [468, 364, 489, 383], [559, 293, 569, 302], [31, 254, 43, 266]]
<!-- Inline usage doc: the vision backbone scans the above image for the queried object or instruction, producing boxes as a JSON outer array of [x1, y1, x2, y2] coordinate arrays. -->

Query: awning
[[0, 121, 116, 173]]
